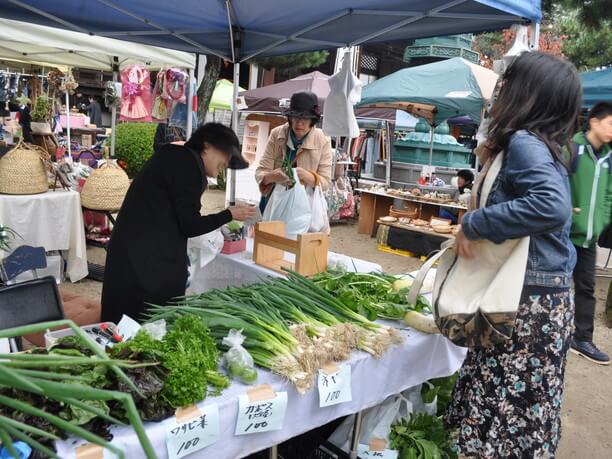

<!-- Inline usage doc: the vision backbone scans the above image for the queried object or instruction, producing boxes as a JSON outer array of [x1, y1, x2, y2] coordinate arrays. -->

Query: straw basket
[[0, 140, 50, 195], [80, 161, 130, 211]]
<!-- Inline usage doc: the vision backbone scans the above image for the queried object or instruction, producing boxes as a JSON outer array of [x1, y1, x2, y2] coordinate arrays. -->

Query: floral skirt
[[445, 288, 574, 458]]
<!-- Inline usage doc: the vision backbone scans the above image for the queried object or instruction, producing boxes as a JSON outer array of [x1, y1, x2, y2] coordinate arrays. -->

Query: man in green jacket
[[569, 102, 612, 365]]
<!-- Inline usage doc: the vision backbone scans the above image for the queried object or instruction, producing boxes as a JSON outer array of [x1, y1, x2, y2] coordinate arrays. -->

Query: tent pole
[[65, 90, 71, 157], [530, 22, 540, 50], [229, 62, 240, 205], [385, 120, 392, 187], [428, 123, 435, 168], [110, 59, 118, 157], [186, 68, 195, 137]]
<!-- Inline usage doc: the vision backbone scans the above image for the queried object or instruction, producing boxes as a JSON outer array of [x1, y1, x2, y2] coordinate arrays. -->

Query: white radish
[[404, 311, 439, 334]]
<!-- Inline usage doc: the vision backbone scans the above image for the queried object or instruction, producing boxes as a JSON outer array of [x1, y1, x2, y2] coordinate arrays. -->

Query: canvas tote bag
[[407, 151, 530, 348]]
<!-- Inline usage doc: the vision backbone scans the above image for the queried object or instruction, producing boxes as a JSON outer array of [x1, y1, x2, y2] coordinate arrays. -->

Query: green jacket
[[568, 131, 612, 248]]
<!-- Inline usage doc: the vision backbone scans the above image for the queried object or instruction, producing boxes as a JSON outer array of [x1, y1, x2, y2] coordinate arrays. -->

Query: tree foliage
[[473, 2, 611, 71], [253, 51, 329, 81]]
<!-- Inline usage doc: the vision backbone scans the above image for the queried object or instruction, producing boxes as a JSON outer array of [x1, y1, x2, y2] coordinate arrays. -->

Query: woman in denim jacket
[[445, 52, 582, 458]]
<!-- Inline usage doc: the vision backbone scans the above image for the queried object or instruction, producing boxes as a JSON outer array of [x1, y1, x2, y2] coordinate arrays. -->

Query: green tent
[[357, 57, 497, 125], [209, 79, 245, 112], [581, 68, 612, 109]]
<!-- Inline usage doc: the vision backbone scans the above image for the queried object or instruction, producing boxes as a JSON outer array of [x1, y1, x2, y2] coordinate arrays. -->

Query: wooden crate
[[253, 222, 328, 277]]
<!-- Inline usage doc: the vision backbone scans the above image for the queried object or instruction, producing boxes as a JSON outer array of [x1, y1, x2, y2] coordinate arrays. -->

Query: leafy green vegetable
[[112, 314, 229, 409], [390, 413, 457, 459], [161, 315, 229, 406], [312, 270, 430, 321], [422, 373, 459, 416]]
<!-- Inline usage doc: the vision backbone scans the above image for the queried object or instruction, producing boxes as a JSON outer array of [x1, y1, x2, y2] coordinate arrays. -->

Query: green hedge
[[114, 122, 157, 177]]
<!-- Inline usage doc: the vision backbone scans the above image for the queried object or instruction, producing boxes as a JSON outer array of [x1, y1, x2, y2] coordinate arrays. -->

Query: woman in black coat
[[101, 123, 255, 323]]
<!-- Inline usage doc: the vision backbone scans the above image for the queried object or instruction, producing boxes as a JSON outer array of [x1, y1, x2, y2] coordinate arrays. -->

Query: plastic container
[[222, 238, 246, 254], [45, 322, 118, 349]]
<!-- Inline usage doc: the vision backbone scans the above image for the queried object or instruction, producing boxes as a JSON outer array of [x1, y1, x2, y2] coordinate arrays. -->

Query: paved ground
[[65, 189, 612, 458]]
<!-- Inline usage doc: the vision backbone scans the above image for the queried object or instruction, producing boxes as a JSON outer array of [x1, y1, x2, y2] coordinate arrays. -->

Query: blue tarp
[[581, 68, 612, 109], [0, 0, 541, 61]]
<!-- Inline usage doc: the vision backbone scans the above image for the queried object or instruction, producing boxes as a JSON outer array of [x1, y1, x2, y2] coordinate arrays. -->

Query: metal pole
[[385, 120, 392, 187], [268, 444, 278, 459], [186, 68, 195, 138], [65, 90, 71, 157], [229, 62, 240, 205], [349, 411, 364, 459], [110, 63, 118, 157], [530, 22, 540, 50], [428, 123, 435, 168]]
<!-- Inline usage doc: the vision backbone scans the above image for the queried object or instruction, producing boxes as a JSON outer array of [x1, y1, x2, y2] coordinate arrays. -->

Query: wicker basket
[[389, 206, 418, 219], [0, 140, 50, 195], [80, 160, 130, 211]]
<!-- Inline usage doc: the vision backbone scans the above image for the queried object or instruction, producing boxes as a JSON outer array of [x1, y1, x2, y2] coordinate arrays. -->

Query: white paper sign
[[357, 444, 399, 459], [116, 315, 141, 341], [235, 391, 288, 435], [318, 364, 352, 407], [165, 404, 219, 459]]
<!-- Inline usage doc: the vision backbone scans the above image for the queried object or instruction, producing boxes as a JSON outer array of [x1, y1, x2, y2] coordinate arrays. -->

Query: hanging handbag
[[407, 151, 530, 348]]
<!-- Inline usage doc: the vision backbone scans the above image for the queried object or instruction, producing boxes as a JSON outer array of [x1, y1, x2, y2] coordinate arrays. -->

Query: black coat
[[101, 143, 231, 323]]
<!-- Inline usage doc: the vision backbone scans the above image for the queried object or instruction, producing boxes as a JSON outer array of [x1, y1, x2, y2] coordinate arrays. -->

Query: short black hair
[[185, 122, 240, 157], [588, 102, 612, 122], [457, 169, 474, 183]]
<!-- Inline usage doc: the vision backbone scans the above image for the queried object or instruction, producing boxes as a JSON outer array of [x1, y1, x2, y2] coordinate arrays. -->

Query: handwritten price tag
[[165, 404, 219, 459], [318, 364, 352, 407], [357, 444, 399, 459], [235, 384, 288, 435]]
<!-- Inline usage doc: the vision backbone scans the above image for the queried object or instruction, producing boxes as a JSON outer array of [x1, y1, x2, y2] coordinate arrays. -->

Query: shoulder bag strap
[[406, 240, 452, 306], [478, 151, 504, 209]]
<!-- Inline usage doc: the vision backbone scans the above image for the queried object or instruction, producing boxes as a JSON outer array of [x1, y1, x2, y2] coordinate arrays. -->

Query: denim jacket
[[461, 130, 577, 288]]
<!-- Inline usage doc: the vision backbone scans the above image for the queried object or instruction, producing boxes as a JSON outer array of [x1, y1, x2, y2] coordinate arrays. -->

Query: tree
[[544, 0, 612, 28], [557, 13, 612, 69], [473, 28, 564, 69], [197, 55, 223, 124], [254, 51, 329, 81]]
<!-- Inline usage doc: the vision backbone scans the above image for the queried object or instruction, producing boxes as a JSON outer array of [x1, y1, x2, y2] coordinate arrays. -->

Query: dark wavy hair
[[485, 52, 582, 165]]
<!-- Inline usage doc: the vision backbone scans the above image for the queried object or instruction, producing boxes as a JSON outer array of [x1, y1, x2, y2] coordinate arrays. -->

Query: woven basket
[[0, 140, 50, 195], [80, 161, 130, 211]]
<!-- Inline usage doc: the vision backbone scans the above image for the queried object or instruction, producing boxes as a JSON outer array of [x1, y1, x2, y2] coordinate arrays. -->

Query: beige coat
[[255, 123, 333, 191]]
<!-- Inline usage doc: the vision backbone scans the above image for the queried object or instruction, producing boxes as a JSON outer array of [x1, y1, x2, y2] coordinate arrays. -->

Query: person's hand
[[296, 167, 316, 187], [229, 205, 257, 222], [264, 168, 291, 185], [454, 226, 475, 259]]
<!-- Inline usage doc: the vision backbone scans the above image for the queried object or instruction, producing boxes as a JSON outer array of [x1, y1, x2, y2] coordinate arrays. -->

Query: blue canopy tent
[[581, 68, 612, 109], [0, 0, 542, 201]]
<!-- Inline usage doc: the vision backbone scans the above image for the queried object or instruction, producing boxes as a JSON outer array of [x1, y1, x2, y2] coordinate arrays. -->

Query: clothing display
[[119, 64, 152, 122], [322, 56, 362, 138]]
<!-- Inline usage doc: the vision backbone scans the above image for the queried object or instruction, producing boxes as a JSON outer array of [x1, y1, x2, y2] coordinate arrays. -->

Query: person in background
[[439, 169, 474, 223], [567, 101, 612, 365], [255, 91, 332, 212], [101, 123, 255, 323], [85, 95, 102, 127], [447, 52, 582, 458]]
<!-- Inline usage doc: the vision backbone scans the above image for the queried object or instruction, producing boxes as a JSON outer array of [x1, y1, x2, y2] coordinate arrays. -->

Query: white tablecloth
[[56, 328, 466, 459], [0, 190, 88, 282], [187, 238, 382, 293]]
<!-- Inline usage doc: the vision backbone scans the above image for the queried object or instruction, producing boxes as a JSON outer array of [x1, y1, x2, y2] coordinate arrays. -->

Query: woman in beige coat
[[255, 91, 332, 211]]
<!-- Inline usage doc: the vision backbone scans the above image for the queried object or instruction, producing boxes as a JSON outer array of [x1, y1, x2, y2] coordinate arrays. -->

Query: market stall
[[56, 328, 465, 459], [0, 2, 543, 458]]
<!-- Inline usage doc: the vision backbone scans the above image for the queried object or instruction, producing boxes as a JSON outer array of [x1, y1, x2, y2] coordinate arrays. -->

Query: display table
[[187, 238, 382, 294], [59, 114, 90, 129], [56, 328, 466, 459], [356, 188, 467, 236], [0, 190, 88, 282]]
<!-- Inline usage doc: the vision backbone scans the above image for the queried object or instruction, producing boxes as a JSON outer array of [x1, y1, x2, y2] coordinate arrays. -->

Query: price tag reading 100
[[235, 385, 288, 436], [165, 404, 219, 459]]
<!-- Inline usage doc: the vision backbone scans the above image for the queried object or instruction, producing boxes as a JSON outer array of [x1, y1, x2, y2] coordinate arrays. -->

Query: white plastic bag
[[222, 329, 258, 384], [329, 394, 413, 451], [307, 185, 330, 233], [262, 168, 311, 238]]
